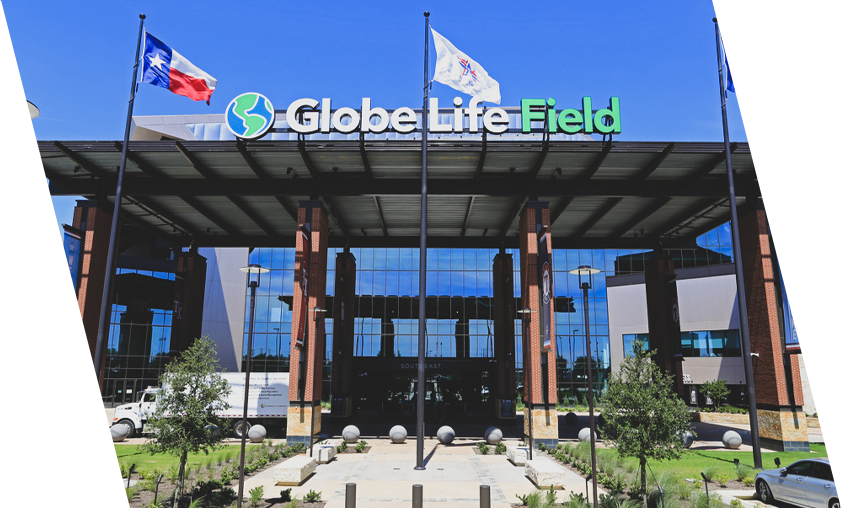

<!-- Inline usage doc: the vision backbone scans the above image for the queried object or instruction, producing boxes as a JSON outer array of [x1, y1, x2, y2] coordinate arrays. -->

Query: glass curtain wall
[[242, 223, 735, 402], [103, 268, 175, 406]]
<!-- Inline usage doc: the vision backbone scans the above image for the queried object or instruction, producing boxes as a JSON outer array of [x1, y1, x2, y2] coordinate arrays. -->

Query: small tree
[[699, 379, 730, 411], [143, 336, 231, 507], [600, 340, 692, 503]]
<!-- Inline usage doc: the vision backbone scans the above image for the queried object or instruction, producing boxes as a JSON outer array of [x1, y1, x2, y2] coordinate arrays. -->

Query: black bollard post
[[153, 474, 163, 505], [480, 485, 491, 508], [413, 484, 423, 508], [345, 483, 356, 508]]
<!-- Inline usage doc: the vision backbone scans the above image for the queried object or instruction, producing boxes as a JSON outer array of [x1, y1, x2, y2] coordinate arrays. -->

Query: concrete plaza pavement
[[242, 438, 604, 508]]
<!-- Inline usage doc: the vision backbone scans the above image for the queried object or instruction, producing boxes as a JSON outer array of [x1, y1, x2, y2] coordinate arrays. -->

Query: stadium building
[[45, 99, 810, 451]]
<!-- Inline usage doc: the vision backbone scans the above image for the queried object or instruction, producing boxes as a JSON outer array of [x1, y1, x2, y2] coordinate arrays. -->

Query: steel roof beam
[[655, 198, 729, 240], [580, 141, 612, 180], [178, 195, 241, 236], [460, 196, 475, 237], [53, 142, 109, 179], [497, 197, 527, 240], [608, 197, 672, 237], [320, 195, 351, 241], [47, 177, 751, 198], [236, 140, 270, 179], [571, 198, 623, 237], [360, 135, 373, 179], [630, 142, 674, 180], [297, 140, 320, 179], [685, 143, 739, 180], [176, 141, 216, 179], [473, 131, 487, 179], [237, 140, 299, 224], [373, 196, 388, 236], [183, 234, 672, 250]]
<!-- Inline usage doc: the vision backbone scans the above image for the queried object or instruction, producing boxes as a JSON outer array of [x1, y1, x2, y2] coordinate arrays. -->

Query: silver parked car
[[755, 458, 837, 508]]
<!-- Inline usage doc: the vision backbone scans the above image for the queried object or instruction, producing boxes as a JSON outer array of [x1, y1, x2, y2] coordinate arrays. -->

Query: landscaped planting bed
[[118, 440, 326, 508]]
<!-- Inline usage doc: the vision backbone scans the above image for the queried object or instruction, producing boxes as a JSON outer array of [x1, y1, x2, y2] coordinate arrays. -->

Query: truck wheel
[[117, 419, 136, 438], [232, 420, 251, 439]]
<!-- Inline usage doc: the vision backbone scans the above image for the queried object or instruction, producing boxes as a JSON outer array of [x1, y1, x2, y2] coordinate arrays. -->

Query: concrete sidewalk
[[241, 438, 605, 508]]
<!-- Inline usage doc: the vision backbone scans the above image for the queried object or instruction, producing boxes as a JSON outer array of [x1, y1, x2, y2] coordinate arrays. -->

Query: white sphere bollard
[[248, 424, 267, 443], [578, 427, 593, 442], [484, 427, 503, 445], [342, 425, 361, 443], [437, 425, 456, 445], [722, 430, 742, 449], [681, 430, 694, 448], [390, 425, 408, 444], [111, 424, 130, 442]]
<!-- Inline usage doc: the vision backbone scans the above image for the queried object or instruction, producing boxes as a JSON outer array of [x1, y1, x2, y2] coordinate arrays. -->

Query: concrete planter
[[525, 457, 566, 489], [690, 411, 749, 425], [506, 443, 530, 466]]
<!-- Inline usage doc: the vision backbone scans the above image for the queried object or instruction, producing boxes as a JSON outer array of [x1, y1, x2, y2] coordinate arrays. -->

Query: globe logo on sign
[[225, 92, 275, 139]]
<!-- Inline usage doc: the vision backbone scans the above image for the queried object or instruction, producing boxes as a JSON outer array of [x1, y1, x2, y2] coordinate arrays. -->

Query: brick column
[[330, 249, 356, 421], [286, 201, 329, 446], [171, 249, 207, 356], [493, 251, 517, 419], [518, 202, 558, 447], [644, 253, 685, 398], [739, 205, 808, 451], [72, 200, 114, 374]]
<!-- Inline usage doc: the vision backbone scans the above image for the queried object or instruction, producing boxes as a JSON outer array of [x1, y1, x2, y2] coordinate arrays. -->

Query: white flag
[[431, 27, 501, 104]]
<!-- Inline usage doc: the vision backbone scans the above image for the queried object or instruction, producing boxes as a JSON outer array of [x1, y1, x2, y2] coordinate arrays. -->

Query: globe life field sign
[[225, 94, 621, 138]]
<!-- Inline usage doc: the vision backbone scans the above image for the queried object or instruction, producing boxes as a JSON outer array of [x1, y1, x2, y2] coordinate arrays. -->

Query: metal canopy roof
[[41, 139, 756, 249]]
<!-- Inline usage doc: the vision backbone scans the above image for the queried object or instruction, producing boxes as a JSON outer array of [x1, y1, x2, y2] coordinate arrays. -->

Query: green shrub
[[545, 485, 558, 506], [248, 485, 264, 507], [303, 489, 322, 502], [478, 442, 489, 454], [566, 492, 589, 508], [538, 442, 547, 452], [280, 488, 292, 502], [515, 490, 542, 508], [287, 498, 300, 508], [495, 442, 506, 455], [125, 487, 138, 502], [735, 464, 754, 482], [699, 380, 730, 411], [729, 499, 743, 508], [355, 440, 367, 453], [337, 439, 348, 453]]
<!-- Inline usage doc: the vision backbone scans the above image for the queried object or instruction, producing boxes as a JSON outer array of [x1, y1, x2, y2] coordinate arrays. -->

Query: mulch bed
[[125, 444, 327, 508], [472, 445, 507, 456], [335, 446, 370, 454]]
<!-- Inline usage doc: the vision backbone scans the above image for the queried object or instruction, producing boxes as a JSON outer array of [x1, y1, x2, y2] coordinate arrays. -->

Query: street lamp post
[[518, 308, 536, 460], [236, 264, 268, 508], [570, 265, 600, 508]]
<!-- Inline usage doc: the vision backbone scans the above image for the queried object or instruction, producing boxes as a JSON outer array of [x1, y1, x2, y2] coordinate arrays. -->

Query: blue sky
[[4, 1, 747, 232]]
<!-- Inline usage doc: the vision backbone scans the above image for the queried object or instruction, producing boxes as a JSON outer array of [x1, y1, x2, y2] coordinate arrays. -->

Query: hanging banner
[[294, 227, 311, 348], [537, 223, 553, 350]]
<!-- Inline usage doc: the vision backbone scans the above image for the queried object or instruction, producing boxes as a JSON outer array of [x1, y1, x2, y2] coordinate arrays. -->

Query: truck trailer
[[111, 372, 289, 438]]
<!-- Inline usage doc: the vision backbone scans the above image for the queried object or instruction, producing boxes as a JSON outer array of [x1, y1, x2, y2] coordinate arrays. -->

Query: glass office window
[[622, 334, 650, 357]]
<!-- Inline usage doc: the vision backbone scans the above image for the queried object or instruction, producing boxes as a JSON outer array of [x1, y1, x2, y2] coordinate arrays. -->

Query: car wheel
[[757, 479, 773, 504], [117, 419, 136, 438], [829, 498, 839, 508], [232, 420, 251, 439]]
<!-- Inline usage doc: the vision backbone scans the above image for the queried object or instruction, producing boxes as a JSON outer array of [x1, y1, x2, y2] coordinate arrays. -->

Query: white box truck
[[111, 372, 289, 438]]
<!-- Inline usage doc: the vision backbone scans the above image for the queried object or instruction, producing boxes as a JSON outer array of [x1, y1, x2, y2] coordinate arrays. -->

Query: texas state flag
[[140, 33, 217, 104]]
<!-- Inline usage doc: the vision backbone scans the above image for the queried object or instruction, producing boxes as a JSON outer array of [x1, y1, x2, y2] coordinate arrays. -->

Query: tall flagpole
[[416, 10, 430, 471], [714, 17, 763, 469], [93, 14, 146, 387]]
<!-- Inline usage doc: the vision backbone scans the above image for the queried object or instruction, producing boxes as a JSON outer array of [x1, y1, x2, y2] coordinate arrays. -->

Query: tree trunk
[[640, 456, 647, 506], [174, 450, 188, 507]]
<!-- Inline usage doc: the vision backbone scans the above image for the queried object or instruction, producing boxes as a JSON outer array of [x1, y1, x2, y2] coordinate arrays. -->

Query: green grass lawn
[[597, 444, 828, 481], [114, 444, 260, 473]]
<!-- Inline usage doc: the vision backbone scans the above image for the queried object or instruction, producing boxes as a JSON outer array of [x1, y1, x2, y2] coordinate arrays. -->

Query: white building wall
[[607, 281, 649, 373], [199, 247, 248, 372], [606, 272, 744, 385]]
